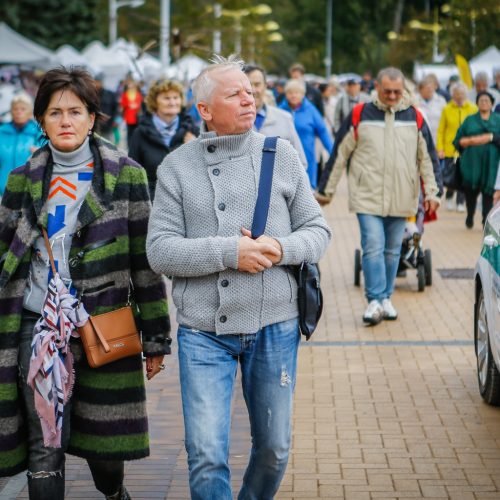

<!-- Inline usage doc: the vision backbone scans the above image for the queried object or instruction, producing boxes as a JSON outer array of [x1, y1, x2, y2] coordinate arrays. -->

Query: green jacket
[[0, 136, 171, 476], [454, 112, 500, 194]]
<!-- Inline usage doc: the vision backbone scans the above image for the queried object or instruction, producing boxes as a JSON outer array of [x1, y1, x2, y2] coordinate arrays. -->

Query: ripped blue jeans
[[177, 318, 300, 500], [18, 313, 125, 500]]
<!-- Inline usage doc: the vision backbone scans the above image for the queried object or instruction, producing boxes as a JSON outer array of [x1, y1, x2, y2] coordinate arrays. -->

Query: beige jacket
[[325, 93, 440, 217]]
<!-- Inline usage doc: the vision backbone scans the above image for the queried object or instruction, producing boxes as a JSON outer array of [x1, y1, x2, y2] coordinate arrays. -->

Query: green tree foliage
[[1, 0, 99, 50], [388, 0, 500, 72], [2, 0, 499, 76], [441, 0, 500, 60]]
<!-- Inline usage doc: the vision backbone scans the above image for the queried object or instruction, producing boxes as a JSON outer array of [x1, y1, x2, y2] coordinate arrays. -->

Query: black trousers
[[19, 313, 125, 499], [463, 186, 493, 226]]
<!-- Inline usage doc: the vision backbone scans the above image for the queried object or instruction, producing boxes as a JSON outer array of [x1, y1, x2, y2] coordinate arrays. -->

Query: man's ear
[[197, 101, 212, 122]]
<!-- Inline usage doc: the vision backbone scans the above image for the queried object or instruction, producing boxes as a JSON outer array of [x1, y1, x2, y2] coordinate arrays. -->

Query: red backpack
[[351, 102, 424, 141]]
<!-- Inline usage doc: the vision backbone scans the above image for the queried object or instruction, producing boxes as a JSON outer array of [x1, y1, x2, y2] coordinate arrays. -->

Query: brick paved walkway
[[2, 177, 500, 499]]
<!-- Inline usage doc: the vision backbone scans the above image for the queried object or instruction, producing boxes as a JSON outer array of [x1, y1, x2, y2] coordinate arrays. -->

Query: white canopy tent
[[82, 40, 131, 89], [0, 22, 54, 68], [164, 54, 209, 83], [413, 64, 457, 87], [82, 38, 163, 89], [413, 46, 500, 87], [470, 46, 500, 83], [54, 44, 100, 74]]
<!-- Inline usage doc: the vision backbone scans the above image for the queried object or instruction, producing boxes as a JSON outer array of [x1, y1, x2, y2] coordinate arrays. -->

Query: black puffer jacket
[[128, 111, 199, 198]]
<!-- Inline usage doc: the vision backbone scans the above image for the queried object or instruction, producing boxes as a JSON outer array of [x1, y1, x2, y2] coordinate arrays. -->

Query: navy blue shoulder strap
[[251, 136, 278, 239]]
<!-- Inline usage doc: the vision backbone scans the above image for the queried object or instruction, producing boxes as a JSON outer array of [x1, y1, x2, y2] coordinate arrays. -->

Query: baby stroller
[[354, 193, 433, 292]]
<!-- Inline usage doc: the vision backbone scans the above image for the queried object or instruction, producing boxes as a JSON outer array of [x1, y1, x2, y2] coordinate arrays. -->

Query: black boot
[[105, 485, 131, 500]]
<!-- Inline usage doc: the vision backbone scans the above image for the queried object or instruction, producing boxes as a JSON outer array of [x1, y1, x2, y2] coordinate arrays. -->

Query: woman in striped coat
[[0, 68, 171, 500]]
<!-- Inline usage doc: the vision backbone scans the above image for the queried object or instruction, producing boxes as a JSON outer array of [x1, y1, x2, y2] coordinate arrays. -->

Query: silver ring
[[159, 364, 166, 370]]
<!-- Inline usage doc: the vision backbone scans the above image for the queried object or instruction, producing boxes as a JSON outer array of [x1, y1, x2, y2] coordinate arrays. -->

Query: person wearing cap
[[333, 77, 370, 133], [361, 70, 375, 94], [288, 62, 324, 116], [243, 65, 307, 168]]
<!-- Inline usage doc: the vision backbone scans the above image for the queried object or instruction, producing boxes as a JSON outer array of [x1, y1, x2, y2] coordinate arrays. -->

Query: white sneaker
[[363, 300, 384, 325], [456, 204, 466, 213], [446, 199, 454, 210], [382, 298, 398, 320]]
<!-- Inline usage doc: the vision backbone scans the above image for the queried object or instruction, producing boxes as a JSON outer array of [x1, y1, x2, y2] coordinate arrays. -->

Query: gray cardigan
[[146, 128, 331, 335]]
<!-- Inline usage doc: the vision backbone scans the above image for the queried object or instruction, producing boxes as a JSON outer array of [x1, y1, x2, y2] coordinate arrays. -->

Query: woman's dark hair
[[34, 66, 105, 130], [476, 90, 494, 106]]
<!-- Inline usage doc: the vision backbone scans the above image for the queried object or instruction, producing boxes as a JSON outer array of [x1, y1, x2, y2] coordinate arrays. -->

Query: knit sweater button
[[220, 315, 227, 323], [207, 145, 216, 153], [221, 279, 229, 287], [218, 202, 226, 211], [212, 168, 220, 176]]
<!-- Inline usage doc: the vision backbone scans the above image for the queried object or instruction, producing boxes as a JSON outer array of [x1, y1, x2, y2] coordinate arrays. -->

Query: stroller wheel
[[417, 264, 426, 292], [354, 249, 361, 287], [424, 249, 432, 286]]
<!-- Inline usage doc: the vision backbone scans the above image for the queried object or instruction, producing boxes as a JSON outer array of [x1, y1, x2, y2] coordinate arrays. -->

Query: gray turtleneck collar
[[198, 126, 254, 165], [49, 136, 93, 166]]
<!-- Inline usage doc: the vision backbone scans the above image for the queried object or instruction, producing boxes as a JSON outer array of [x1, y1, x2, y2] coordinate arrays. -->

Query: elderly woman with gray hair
[[0, 93, 43, 196], [279, 78, 333, 189], [437, 81, 477, 211]]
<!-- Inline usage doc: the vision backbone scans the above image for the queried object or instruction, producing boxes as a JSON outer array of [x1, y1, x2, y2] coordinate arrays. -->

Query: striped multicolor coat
[[0, 136, 171, 476]]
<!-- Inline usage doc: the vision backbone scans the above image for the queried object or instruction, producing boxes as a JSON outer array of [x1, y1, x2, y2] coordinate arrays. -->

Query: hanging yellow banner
[[455, 54, 473, 89]]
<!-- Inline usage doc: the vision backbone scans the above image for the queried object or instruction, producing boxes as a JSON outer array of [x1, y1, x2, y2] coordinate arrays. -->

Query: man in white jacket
[[244, 64, 307, 168]]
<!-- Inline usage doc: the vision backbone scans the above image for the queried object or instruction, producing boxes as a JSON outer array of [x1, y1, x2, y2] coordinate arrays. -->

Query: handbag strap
[[42, 228, 57, 276], [251, 136, 278, 239], [89, 316, 111, 352]]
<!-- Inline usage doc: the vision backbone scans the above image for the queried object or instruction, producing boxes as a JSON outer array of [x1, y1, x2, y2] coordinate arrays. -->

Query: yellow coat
[[436, 100, 477, 157]]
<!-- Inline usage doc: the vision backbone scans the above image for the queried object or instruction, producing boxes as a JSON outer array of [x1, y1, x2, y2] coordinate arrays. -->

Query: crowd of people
[[0, 56, 499, 500]]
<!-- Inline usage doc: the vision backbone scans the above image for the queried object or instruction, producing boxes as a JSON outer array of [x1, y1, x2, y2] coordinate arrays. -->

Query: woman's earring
[[88, 129, 92, 136]]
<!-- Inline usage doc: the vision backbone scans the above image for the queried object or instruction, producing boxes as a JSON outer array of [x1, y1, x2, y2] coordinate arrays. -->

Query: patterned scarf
[[27, 274, 89, 447]]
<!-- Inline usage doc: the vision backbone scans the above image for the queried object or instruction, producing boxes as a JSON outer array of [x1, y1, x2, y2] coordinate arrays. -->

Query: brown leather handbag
[[42, 228, 142, 368], [77, 305, 142, 368]]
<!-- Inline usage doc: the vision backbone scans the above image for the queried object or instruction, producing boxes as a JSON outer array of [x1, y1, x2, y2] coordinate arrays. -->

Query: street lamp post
[[219, 4, 272, 56], [109, 0, 145, 45], [160, 0, 170, 67], [249, 21, 281, 63], [325, 0, 333, 79], [408, 8, 443, 63], [213, 3, 222, 54]]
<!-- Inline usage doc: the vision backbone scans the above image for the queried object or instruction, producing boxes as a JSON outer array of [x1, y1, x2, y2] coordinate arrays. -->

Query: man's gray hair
[[192, 54, 245, 105], [376, 67, 405, 84], [450, 81, 468, 96], [475, 71, 488, 83]]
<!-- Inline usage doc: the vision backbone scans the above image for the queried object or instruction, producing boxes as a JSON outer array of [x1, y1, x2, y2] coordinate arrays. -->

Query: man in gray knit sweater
[[146, 55, 331, 500]]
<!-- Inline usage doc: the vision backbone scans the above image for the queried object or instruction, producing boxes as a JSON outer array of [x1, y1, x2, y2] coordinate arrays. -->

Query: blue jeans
[[357, 214, 406, 302], [178, 319, 300, 500]]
